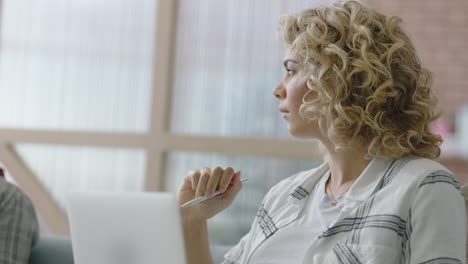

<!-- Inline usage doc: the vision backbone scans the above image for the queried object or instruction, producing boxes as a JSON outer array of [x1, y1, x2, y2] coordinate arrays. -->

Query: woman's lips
[[279, 108, 289, 119]]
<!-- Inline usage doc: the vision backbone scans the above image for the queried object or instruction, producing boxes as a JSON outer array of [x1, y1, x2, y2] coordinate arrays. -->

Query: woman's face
[[273, 50, 322, 139]]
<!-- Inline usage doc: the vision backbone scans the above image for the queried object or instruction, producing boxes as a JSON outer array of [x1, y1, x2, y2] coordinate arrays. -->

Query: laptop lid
[[67, 192, 187, 264]]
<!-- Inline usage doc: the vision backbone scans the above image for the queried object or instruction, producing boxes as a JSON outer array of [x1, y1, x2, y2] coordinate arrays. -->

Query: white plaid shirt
[[0, 178, 39, 263], [222, 156, 467, 264]]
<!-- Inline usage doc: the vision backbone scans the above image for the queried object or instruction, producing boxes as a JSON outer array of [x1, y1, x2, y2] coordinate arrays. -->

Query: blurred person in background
[[0, 168, 39, 263], [178, 0, 466, 263]]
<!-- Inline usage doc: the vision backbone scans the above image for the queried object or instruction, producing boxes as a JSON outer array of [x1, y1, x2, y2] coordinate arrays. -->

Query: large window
[[0, 0, 326, 246], [16, 144, 146, 208], [0, 0, 158, 234], [0, 0, 156, 132], [168, 0, 327, 252], [170, 0, 334, 138]]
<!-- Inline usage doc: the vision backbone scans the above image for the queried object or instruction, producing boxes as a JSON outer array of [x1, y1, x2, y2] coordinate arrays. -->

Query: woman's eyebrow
[[283, 59, 297, 68]]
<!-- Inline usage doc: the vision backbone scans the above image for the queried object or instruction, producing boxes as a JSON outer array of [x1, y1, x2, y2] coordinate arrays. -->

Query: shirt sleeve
[[220, 195, 272, 264], [220, 178, 289, 264], [408, 171, 467, 264], [221, 231, 252, 264], [0, 186, 39, 264], [220, 171, 306, 264]]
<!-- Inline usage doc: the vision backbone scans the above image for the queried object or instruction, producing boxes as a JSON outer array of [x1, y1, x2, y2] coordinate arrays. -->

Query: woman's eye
[[286, 69, 294, 76]]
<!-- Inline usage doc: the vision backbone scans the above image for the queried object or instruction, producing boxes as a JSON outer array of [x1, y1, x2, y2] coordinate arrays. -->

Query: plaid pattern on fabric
[[290, 186, 310, 200], [420, 170, 462, 191], [332, 243, 362, 264], [0, 178, 39, 264], [221, 157, 466, 264], [256, 204, 278, 239], [417, 257, 463, 264]]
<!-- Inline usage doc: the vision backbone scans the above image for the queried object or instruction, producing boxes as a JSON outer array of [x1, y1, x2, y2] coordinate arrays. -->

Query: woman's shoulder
[[396, 155, 453, 177], [402, 155, 449, 170], [389, 155, 460, 191]]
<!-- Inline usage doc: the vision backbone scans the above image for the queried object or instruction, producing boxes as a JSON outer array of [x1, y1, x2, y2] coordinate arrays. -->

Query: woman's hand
[[177, 166, 243, 221]]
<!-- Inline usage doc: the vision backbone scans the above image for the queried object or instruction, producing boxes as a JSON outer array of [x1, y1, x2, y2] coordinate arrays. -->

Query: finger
[[230, 170, 241, 185], [222, 170, 243, 197], [182, 175, 193, 191], [195, 167, 211, 194], [218, 167, 234, 193], [196, 170, 210, 197], [200, 167, 211, 174], [190, 170, 201, 191], [205, 166, 223, 197]]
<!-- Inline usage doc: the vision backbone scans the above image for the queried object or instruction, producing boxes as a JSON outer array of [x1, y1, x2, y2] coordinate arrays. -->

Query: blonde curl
[[279, 0, 442, 159]]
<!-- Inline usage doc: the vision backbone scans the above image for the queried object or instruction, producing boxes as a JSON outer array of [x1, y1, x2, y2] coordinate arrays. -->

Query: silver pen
[[180, 178, 249, 208]]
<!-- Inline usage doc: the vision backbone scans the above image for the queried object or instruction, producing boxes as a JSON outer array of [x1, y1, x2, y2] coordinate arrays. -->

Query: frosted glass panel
[[165, 151, 323, 247], [0, 0, 156, 132], [15, 144, 146, 208], [170, 0, 335, 138]]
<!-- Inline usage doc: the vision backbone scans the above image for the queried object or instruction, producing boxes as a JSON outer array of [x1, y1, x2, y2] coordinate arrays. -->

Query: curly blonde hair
[[279, 0, 442, 159]]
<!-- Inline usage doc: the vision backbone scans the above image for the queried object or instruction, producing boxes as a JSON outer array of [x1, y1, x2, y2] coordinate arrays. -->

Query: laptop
[[67, 192, 187, 264]]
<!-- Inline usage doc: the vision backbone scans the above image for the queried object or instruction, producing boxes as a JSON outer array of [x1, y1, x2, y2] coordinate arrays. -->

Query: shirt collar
[[288, 157, 394, 206], [288, 162, 328, 206], [342, 157, 394, 203]]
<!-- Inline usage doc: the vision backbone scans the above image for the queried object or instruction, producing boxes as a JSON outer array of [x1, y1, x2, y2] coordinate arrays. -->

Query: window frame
[[0, 0, 321, 235]]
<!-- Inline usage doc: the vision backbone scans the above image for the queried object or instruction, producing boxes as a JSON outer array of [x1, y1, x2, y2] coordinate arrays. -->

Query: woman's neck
[[321, 141, 372, 189]]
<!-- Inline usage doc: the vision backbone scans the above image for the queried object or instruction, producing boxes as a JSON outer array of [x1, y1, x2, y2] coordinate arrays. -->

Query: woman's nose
[[273, 84, 286, 99]]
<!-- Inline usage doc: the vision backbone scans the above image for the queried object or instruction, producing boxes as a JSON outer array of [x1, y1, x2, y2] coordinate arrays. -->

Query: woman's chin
[[287, 127, 316, 139], [286, 122, 321, 139]]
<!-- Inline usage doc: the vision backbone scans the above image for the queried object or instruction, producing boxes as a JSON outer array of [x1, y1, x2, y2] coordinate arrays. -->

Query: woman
[[178, 1, 466, 263]]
